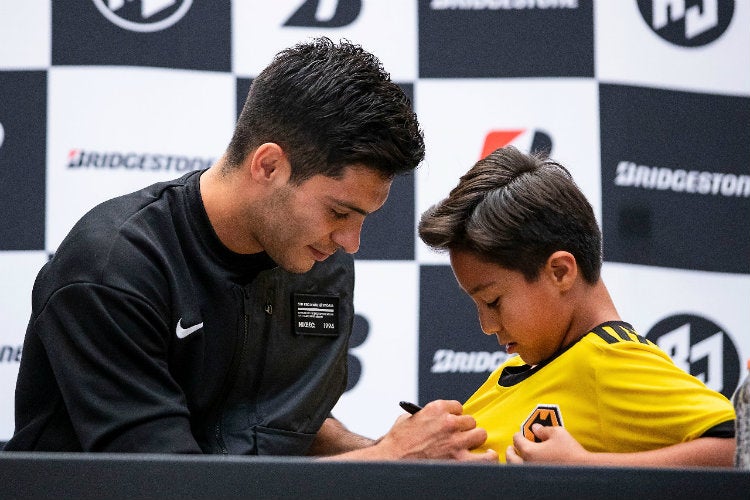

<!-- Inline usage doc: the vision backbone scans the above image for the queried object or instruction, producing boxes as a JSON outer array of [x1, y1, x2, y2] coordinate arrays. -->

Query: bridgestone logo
[[430, 0, 578, 9], [614, 160, 750, 198], [0, 345, 22, 363], [431, 349, 510, 373], [67, 149, 213, 172]]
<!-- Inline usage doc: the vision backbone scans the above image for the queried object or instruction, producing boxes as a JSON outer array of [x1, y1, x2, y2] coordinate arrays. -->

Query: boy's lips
[[496, 334, 516, 353]]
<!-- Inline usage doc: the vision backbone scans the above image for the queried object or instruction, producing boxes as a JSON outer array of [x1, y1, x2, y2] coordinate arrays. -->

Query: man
[[5, 38, 496, 462], [417, 146, 734, 466]]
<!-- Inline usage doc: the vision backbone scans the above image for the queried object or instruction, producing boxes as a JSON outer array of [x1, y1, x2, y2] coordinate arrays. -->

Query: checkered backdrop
[[0, 0, 748, 442]]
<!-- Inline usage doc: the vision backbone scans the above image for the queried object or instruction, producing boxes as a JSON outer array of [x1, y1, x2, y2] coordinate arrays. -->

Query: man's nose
[[331, 220, 363, 254]]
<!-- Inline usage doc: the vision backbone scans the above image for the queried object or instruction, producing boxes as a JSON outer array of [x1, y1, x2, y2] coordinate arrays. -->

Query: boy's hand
[[506, 424, 589, 464]]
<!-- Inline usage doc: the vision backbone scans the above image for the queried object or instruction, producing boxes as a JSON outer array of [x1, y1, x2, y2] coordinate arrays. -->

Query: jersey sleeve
[[591, 339, 735, 451], [32, 281, 202, 452]]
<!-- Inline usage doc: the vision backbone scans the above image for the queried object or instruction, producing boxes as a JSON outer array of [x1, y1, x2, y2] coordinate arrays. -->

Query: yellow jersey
[[464, 321, 735, 462]]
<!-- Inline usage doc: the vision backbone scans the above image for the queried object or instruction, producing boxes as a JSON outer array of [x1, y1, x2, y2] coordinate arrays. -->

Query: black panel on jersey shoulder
[[589, 321, 649, 345], [498, 321, 633, 387]]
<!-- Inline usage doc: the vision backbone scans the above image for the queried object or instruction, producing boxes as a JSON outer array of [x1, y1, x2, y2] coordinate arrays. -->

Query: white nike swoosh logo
[[176, 318, 204, 339]]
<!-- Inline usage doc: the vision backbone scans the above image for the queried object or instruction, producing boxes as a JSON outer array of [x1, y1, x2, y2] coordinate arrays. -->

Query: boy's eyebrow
[[467, 281, 494, 296]]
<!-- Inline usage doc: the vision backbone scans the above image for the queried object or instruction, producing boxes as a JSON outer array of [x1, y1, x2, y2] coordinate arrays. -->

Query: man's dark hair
[[418, 146, 602, 284], [226, 37, 425, 184]]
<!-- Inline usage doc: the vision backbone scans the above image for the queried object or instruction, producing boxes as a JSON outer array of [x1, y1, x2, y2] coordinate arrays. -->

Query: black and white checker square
[[418, 0, 594, 78], [599, 84, 750, 274], [45, 66, 235, 252], [415, 77, 601, 264], [52, 0, 232, 72], [0, 71, 47, 251]]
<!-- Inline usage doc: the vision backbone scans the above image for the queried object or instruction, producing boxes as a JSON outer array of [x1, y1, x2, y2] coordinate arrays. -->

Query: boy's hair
[[418, 146, 602, 284], [225, 37, 425, 184]]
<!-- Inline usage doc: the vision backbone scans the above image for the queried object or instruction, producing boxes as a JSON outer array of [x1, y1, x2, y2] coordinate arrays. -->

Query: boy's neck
[[567, 280, 621, 345]]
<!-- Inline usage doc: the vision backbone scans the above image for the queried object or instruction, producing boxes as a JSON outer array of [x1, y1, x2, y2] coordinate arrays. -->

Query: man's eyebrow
[[331, 199, 370, 216]]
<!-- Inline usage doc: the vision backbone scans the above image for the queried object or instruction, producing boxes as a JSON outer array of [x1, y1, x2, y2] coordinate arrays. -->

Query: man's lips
[[309, 246, 332, 261]]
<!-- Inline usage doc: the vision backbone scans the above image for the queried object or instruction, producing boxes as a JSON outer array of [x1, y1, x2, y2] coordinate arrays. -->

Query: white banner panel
[[0, 251, 48, 440], [595, 1, 750, 95], [602, 261, 750, 397], [332, 261, 419, 438], [0, 0, 50, 69], [232, 0, 418, 81], [45, 66, 235, 252], [415, 78, 601, 264]]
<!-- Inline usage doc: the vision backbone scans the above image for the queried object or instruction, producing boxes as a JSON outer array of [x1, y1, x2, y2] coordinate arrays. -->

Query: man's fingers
[[458, 426, 488, 449], [423, 399, 463, 415], [450, 413, 479, 432], [473, 449, 499, 462], [456, 448, 499, 462]]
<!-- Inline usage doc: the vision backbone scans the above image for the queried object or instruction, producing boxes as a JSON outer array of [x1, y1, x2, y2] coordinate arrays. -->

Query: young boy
[[418, 146, 736, 467]]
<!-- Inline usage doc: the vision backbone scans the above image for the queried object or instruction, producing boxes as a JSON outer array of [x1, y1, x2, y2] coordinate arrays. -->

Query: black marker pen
[[399, 401, 423, 415]]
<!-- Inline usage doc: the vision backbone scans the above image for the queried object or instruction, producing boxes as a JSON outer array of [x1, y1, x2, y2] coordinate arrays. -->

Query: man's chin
[[278, 259, 316, 274]]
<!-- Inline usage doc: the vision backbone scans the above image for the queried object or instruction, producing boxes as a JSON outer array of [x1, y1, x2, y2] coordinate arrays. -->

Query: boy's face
[[449, 249, 573, 366]]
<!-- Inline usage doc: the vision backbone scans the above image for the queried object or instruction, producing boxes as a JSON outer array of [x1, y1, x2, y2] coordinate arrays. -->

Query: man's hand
[[506, 424, 589, 464], [375, 399, 498, 462]]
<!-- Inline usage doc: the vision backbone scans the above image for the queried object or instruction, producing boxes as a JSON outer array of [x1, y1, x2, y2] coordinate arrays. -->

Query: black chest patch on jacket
[[292, 293, 340, 336]]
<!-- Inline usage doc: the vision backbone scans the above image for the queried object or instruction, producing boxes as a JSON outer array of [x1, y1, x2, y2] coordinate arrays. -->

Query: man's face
[[253, 166, 392, 273], [449, 249, 572, 366]]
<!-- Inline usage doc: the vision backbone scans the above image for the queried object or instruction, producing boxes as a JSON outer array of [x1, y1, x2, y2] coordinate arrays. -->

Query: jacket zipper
[[213, 287, 254, 454], [247, 287, 274, 427]]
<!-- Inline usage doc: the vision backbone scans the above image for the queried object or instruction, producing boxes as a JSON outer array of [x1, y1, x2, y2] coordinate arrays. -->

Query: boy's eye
[[486, 298, 499, 308]]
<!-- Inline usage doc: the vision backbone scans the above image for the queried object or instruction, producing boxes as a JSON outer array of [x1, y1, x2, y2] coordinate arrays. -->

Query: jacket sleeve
[[33, 281, 202, 453]]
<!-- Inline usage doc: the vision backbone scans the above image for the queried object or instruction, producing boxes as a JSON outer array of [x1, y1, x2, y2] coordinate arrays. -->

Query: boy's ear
[[546, 251, 577, 292], [246, 142, 291, 185]]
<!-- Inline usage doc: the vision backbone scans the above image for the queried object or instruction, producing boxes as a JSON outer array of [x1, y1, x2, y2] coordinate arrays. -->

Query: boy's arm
[[507, 424, 735, 467]]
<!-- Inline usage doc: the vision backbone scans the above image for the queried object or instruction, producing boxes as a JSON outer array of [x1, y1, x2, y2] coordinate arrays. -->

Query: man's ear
[[246, 142, 291, 185], [545, 251, 578, 292]]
